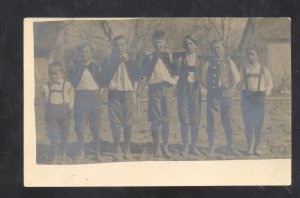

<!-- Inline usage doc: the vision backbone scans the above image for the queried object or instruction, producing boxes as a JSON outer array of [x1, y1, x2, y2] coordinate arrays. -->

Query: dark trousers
[[241, 91, 265, 147], [206, 88, 234, 148], [108, 90, 136, 151], [148, 83, 174, 146], [45, 103, 71, 158], [177, 81, 202, 146], [74, 90, 102, 155]]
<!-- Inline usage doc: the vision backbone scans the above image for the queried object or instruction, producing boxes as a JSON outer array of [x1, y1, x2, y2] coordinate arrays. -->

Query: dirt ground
[[35, 95, 291, 165]]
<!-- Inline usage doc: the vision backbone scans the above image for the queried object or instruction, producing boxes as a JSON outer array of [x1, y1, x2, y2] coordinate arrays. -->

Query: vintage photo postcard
[[24, 17, 291, 186]]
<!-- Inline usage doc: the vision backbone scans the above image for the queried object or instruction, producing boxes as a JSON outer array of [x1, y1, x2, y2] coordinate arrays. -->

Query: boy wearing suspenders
[[43, 62, 74, 164], [240, 48, 273, 155]]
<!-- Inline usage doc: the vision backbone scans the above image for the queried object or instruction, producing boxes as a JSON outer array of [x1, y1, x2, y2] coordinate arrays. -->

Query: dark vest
[[176, 52, 201, 84], [69, 60, 101, 88], [100, 55, 139, 87], [141, 51, 177, 80], [207, 56, 235, 90]]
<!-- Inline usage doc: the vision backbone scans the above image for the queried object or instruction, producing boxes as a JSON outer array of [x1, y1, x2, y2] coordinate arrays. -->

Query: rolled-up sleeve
[[228, 59, 241, 88], [264, 67, 273, 95]]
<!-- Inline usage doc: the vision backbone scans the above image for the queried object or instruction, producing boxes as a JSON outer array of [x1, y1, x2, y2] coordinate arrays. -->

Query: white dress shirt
[[109, 56, 134, 91], [76, 60, 99, 91], [148, 58, 178, 85]]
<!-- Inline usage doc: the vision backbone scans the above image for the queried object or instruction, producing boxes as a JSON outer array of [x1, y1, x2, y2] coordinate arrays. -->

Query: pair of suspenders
[[47, 80, 66, 104], [243, 65, 265, 98]]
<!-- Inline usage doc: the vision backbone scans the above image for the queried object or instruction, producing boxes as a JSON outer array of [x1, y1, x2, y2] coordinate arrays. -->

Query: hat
[[246, 46, 260, 54], [184, 33, 198, 45], [209, 39, 224, 48], [152, 30, 166, 40]]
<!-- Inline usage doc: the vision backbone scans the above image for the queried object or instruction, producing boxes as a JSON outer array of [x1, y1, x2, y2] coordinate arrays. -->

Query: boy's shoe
[[191, 145, 201, 156], [207, 144, 215, 154], [124, 150, 133, 160], [95, 152, 103, 162], [153, 144, 163, 157], [253, 146, 262, 155], [113, 147, 123, 161], [180, 145, 189, 156], [74, 152, 85, 163], [245, 144, 253, 155], [225, 146, 235, 156], [161, 145, 172, 158]]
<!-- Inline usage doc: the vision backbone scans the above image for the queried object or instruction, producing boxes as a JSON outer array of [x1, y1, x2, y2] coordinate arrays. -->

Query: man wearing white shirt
[[100, 35, 139, 161], [140, 30, 178, 158]]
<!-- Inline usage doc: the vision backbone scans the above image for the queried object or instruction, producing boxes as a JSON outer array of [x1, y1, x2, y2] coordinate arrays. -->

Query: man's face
[[115, 39, 127, 55], [153, 39, 166, 51], [246, 49, 258, 64], [81, 46, 93, 62], [184, 39, 197, 53], [49, 67, 63, 83], [210, 44, 224, 59]]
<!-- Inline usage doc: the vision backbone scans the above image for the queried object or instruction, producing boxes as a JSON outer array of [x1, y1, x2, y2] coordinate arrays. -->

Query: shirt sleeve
[[264, 67, 273, 95], [200, 60, 209, 88], [236, 65, 245, 91], [64, 81, 74, 109], [228, 59, 241, 88]]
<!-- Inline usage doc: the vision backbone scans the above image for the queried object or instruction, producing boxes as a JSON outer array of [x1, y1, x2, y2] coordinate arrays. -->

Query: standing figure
[[240, 48, 273, 155], [100, 35, 139, 161], [201, 40, 240, 154], [43, 62, 74, 164], [69, 44, 103, 162], [140, 30, 179, 158], [174, 34, 202, 156]]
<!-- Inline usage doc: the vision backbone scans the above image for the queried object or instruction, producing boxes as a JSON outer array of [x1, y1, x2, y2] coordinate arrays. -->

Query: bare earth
[[35, 96, 291, 164]]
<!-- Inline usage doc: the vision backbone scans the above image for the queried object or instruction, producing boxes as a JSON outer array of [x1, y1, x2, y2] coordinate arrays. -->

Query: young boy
[[69, 44, 103, 162], [174, 34, 202, 156], [201, 39, 240, 155], [100, 35, 139, 161], [240, 48, 273, 155], [43, 62, 74, 164], [140, 30, 179, 158]]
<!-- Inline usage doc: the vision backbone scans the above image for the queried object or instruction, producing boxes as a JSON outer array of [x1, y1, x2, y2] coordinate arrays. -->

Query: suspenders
[[243, 65, 263, 92], [47, 80, 66, 104]]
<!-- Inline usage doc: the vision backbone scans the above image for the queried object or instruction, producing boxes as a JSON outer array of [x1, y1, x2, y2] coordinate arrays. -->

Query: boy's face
[[153, 39, 166, 51], [81, 46, 93, 62], [184, 39, 197, 53], [246, 49, 258, 64], [49, 67, 63, 83], [114, 39, 127, 55], [210, 44, 224, 59]]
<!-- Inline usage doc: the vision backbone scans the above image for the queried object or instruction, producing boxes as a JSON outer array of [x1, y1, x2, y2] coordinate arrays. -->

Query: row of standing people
[[42, 30, 273, 164]]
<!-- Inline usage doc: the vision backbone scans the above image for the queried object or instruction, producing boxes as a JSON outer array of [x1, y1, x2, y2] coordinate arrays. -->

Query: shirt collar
[[50, 78, 64, 85], [186, 52, 196, 58]]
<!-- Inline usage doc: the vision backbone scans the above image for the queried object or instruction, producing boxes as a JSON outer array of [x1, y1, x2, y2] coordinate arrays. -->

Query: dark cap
[[184, 33, 198, 45], [152, 30, 166, 40], [209, 39, 224, 48]]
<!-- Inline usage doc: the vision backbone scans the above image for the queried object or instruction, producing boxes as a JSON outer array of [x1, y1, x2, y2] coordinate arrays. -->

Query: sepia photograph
[[24, 17, 291, 186]]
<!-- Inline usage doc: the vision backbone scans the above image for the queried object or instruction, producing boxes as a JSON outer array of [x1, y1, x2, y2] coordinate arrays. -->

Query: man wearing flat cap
[[201, 39, 240, 155], [140, 30, 179, 158], [174, 33, 203, 156]]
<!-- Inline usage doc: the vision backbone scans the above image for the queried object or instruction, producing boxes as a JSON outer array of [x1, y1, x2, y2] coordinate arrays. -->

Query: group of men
[[42, 29, 273, 164]]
